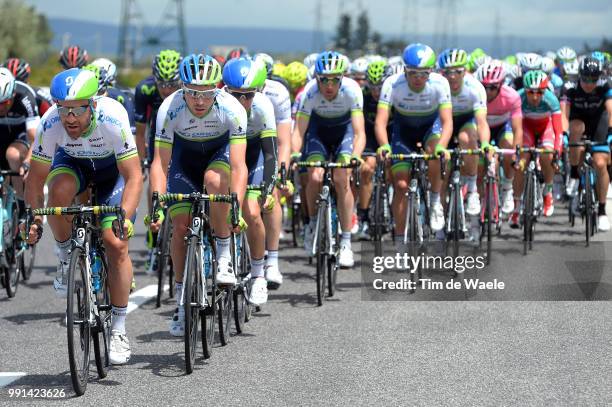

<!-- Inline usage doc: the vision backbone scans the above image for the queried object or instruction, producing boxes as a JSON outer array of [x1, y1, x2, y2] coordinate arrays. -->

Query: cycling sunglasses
[[442, 68, 465, 76], [57, 103, 91, 117], [526, 89, 544, 95], [483, 84, 501, 91], [317, 76, 342, 85], [157, 80, 180, 89], [405, 69, 431, 79], [229, 90, 256, 100], [182, 86, 216, 99], [580, 76, 600, 84]]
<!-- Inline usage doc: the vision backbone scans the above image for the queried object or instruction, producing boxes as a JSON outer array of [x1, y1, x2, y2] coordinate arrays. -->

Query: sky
[[24, 0, 611, 39]]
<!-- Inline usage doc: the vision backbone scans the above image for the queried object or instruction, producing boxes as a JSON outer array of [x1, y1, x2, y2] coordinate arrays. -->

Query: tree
[[353, 10, 370, 53], [334, 13, 352, 53], [0, 0, 53, 63], [370, 31, 383, 54]]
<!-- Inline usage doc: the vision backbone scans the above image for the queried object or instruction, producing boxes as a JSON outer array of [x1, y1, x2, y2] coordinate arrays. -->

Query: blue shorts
[[390, 117, 442, 173], [304, 116, 354, 163], [490, 121, 514, 146], [448, 113, 476, 148], [47, 148, 134, 229], [166, 135, 230, 218], [246, 141, 264, 200]]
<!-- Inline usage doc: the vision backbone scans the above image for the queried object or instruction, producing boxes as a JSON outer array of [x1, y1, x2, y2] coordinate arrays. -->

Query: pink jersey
[[486, 85, 522, 128]]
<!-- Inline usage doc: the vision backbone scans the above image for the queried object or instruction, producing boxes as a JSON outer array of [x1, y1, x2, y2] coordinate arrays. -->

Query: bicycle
[[149, 193, 174, 308], [519, 147, 555, 254], [154, 191, 240, 373], [567, 139, 601, 246], [0, 170, 25, 298], [295, 159, 360, 306], [26, 203, 125, 396], [362, 152, 392, 256]]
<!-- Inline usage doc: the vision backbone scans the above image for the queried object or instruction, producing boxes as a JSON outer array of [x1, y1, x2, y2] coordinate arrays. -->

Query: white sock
[[251, 257, 265, 278], [111, 305, 127, 334], [501, 175, 513, 191], [341, 232, 351, 248], [266, 250, 278, 268], [175, 282, 183, 306], [431, 192, 440, 205], [56, 239, 71, 263], [466, 175, 478, 193], [215, 236, 231, 261]]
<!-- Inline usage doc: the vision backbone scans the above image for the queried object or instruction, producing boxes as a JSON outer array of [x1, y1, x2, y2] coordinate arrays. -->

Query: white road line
[[126, 284, 168, 314], [0, 372, 26, 387]]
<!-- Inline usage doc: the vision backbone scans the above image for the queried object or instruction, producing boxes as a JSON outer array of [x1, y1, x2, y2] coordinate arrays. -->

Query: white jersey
[[296, 77, 363, 126], [262, 79, 291, 124], [379, 72, 451, 127], [450, 73, 487, 117], [32, 96, 137, 166], [155, 89, 247, 148], [246, 92, 277, 141]]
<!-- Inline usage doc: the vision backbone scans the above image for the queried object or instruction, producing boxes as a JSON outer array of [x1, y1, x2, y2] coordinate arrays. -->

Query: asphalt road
[[1, 195, 612, 406]]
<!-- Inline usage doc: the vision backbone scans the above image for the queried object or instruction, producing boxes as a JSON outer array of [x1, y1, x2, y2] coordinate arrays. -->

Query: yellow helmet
[[272, 62, 286, 78], [284, 61, 308, 90]]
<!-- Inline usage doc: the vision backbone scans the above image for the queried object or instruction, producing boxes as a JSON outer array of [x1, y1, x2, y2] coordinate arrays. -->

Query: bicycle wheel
[[233, 233, 246, 334], [66, 246, 91, 396], [201, 240, 217, 359], [523, 172, 535, 255], [21, 244, 36, 281], [372, 181, 383, 256], [584, 168, 593, 246], [486, 180, 496, 265], [92, 254, 111, 379], [183, 236, 200, 374], [218, 286, 232, 345], [156, 219, 172, 308], [408, 192, 419, 292], [4, 201, 19, 297], [291, 201, 301, 248], [314, 202, 327, 306]]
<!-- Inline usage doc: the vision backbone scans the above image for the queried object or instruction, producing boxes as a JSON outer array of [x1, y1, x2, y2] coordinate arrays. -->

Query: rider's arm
[[133, 86, 149, 161], [229, 106, 248, 209], [474, 82, 490, 144], [510, 92, 524, 148], [374, 77, 393, 147], [291, 113, 309, 154], [149, 96, 175, 195], [606, 97, 612, 128], [273, 86, 293, 166], [547, 91, 563, 152], [117, 157, 143, 221], [437, 106, 454, 148], [350, 86, 366, 156], [260, 96, 279, 196], [25, 122, 55, 225]]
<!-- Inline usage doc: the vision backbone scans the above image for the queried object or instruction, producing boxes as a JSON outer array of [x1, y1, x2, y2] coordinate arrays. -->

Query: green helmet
[[83, 63, 104, 92], [467, 48, 486, 71], [523, 70, 549, 90], [366, 60, 390, 85], [504, 55, 518, 66], [152, 49, 181, 81]]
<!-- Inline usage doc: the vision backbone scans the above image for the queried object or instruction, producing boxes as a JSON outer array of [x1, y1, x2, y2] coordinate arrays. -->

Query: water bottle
[[90, 249, 102, 292], [201, 244, 211, 278]]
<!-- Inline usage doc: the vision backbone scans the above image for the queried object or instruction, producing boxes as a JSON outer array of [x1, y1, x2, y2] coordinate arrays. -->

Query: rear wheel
[[66, 246, 90, 396], [218, 286, 232, 346]]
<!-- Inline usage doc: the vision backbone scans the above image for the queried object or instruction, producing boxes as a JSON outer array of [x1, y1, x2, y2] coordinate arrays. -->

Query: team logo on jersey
[[141, 84, 157, 96]]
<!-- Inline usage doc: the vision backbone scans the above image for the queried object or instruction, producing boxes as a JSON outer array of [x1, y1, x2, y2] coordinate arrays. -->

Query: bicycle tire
[[183, 236, 200, 374], [21, 244, 35, 281], [372, 182, 383, 256], [314, 202, 327, 306], [66, 246, 90, 396], [156, 219, 172, 307], [291, 202, 300, 248], [218, 286, 232, 346], [408, 192, 419, 292], [92, 253, 111, 379], [4, 202, 19, 297], [523, 171, 535, 255], [585, 168, 593, 246], [486, 180, 495, 265]]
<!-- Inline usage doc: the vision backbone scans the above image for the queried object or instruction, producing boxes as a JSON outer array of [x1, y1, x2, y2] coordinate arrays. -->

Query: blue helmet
[[591, 51, 606, 65], [50, 68, 98, 101], [402, 43, 436, 69], [179, 54, 222, 86], [314, 51, 347, 75], [222, 57, 267, 90]]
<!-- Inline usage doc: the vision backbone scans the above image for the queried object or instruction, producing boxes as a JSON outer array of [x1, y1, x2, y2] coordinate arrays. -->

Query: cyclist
[[554, 46, 577, 78], [259, 56, 294, 288], [561, 57, 612, 231], [25, 68, 141, 365], [357, 60, 392, 239], [513, 53, 542, 91], [0, 68, 40, 202], [375, 43, 453, 238], [59, 45, 89, 69], [1, 58, 53, 116], [475, 60, 523, 216], [223, 57, 278, 304], [284, 61, 309, 101], [292, 50, 366, 268], [91, 57, 135, 105], [349, 57, 369, 89], [511, 70, 563, 227], [148, 54, 248, 336], [438, 48, 490, 218], [254, 53, 291, 92]]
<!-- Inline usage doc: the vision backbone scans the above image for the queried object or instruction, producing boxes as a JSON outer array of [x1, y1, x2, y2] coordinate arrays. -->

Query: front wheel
[[183, 237, 201, 374], [92, 255, 111, 379]]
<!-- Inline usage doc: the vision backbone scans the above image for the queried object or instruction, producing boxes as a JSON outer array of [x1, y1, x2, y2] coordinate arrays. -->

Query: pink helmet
[[475, 60, 506, 85]]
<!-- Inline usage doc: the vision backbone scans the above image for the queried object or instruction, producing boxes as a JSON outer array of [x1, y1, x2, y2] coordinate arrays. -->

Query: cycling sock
[[430, 192, 441, 206], [465, 175, 478, 193], [265, 250, 279, 268], [251, 257, 265, 278], [341, 232, 351, 248], [570, 166, 579, 179], [111, 305, 127, 334], [56, 239, 71, 262], [215, 236, 231, 261], [544, 183, 553, 195], [357, 207, 369, 222], [501, 175, 513, 191], [175, 282, 183, 305], [599, 203, 606, 216]]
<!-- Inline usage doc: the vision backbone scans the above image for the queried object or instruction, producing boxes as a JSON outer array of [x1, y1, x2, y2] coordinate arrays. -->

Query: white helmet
[[0, 68, 16, 102], [472, 54, 492, 71], [540, 57, 555, 75], [556, 46, 577, 63], [91, 57, 118, 86], [545, 51, 557, 61], [563, 59, 579, 76], [307, 65, 315, 81], [350, 57, 368, 75], [519, 53, 542, 72], [339, 53, 351, 73], [303, 52, 320, 69], [387, 55, 404, 73]]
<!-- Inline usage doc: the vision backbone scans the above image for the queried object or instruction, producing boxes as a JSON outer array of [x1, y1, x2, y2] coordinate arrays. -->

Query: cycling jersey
[[561, 80, 612, 150], [297, 77, 363, 162], [550, 73, 564, 97], [107, 87, 136, 134], [262, 79, 292, 124], [243, 92, 278, 198], [134, 76, 164, 160], [378, 72, 451, 172], [486, 85, 522, 145], [363, 90, 392, 153], [33, 86, 53, 116], [154, 89, 247, 217], [449, 73, 487, 137], [518, 88, 563, 150], [32, 96, 138, 227]]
